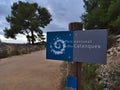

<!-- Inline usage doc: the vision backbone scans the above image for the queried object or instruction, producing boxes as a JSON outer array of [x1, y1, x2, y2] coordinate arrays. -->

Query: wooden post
[[68, 22, 83, 90]]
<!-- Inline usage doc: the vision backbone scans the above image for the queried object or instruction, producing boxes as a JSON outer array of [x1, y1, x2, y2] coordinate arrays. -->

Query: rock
[[97, 47, 120, 89]]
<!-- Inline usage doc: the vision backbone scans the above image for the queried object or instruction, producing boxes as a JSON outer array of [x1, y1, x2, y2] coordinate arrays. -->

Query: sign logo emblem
[[50, 37, 66, 55], [47, 31, 73, 61]]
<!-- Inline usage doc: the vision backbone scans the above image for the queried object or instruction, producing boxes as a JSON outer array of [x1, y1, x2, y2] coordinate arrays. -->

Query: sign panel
[[46, 31, 73, 61], [46, 30, 107, 64], [73, 30, 107, 64]]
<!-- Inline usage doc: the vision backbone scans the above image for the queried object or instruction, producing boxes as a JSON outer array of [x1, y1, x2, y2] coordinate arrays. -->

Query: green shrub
[[81, 63, 104, 90], [109, 70, 120, 89], [107, 34, 116, 49], [0, 50, 8, 58], [81, 63, 103, 90], [10, 48, 20, 56], [60, 62, 104, 90]]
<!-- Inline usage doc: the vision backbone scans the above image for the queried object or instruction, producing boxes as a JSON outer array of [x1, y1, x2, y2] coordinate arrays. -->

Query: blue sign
[[46, 31, 73, 61], [46, 30, 107, 64], [66, 76, 77, 90]]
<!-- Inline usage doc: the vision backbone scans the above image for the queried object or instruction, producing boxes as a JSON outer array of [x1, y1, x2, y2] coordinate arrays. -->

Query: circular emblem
[[50, 38, 66, 55]]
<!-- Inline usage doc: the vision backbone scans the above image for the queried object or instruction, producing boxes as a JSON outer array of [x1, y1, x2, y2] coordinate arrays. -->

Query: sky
[[0, 0, 85, 43]]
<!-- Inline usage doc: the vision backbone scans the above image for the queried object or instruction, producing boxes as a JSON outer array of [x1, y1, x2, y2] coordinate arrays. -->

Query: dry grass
[[0, 43, 45, 59]]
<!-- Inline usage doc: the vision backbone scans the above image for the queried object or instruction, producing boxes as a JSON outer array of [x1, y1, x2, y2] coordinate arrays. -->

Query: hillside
[[0, 43, 45, 59]]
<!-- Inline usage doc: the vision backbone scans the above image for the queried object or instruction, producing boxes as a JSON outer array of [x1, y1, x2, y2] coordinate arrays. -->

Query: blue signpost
[[46, 29, 107, 64], [46, 28, 107, 90], [66, 76, 77, 90]]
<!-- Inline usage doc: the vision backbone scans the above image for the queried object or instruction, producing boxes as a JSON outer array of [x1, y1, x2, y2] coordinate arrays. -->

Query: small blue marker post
[[66, 76, 77, 90]]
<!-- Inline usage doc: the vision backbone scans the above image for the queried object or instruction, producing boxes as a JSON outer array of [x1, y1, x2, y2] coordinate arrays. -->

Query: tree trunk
[[31, 30, 34, 45], [26, 35, 31, 44]]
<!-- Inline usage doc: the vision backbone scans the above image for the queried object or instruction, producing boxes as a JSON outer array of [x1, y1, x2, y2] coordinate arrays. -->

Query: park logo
[[46, 31, 73, 61], [50, 37, 66, 55]]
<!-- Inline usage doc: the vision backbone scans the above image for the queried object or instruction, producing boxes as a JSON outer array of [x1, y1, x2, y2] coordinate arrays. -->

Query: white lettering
[[74, 44, 101, 49]]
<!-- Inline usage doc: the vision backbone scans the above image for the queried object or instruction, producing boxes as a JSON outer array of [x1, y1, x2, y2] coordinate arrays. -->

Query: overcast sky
[[0, 0, 85, 43]]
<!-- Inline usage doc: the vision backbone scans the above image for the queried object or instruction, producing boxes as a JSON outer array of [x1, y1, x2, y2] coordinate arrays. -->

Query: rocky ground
[[97, 45, 120, 90]]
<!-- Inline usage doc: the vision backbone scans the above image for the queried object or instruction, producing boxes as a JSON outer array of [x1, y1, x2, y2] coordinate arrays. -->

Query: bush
[[107, 34, 116, 49], [60, 63, 104, 90], [0, 50, 8, 58], [81, 63, 104, 90], [10, 48, 20, 56]]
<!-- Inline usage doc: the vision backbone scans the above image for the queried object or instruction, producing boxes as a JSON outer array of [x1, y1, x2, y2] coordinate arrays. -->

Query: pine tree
[[4, 1, 52, 44]]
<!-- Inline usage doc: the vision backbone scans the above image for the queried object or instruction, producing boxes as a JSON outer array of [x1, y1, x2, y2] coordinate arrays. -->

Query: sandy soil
[[0, 50, 63, 90]]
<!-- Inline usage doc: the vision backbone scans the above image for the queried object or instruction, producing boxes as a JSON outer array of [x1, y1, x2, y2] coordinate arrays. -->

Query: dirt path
[[0, 50, 63, 90]]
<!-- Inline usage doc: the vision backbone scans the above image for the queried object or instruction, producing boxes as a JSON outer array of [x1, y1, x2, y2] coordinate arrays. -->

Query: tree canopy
[[4, 1, 52, 44], [81, 0, 120, 35]]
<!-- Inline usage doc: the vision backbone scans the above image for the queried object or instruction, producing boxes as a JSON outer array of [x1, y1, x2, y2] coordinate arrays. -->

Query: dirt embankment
[[0, 43, 45, 58]]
